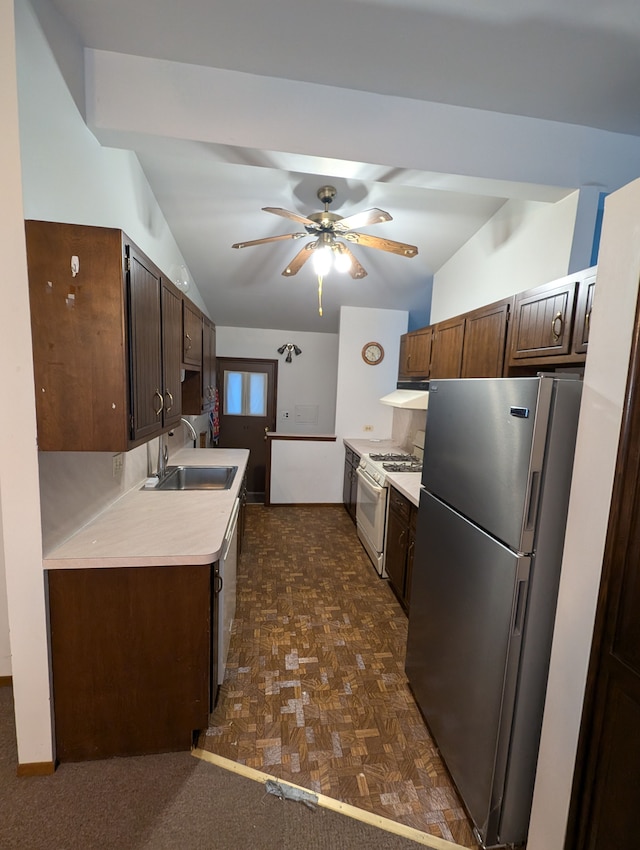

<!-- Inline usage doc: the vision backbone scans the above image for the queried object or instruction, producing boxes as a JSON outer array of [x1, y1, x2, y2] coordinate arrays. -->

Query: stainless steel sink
[[147, 465, 238, 491]]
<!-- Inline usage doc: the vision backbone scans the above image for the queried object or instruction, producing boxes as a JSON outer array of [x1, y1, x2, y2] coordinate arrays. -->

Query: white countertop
[[343, 437, 405, 456], [43, 448, 249, 570], [385, 472, 422, 507]]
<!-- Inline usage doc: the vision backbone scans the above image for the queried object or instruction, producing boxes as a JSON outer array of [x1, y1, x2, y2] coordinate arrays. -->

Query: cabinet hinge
[[130, 414, 135, 434], [124, 256, 131, 272]]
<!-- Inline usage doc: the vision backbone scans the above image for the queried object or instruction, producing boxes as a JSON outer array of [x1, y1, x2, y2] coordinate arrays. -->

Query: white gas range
[[356, 432, 424, 577]]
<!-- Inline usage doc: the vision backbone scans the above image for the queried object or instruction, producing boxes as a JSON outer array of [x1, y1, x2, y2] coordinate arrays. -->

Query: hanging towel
[[210, 387, 220, 444]]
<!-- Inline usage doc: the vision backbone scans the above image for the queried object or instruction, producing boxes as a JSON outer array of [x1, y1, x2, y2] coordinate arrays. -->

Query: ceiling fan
[[231, 185, 419, 282]]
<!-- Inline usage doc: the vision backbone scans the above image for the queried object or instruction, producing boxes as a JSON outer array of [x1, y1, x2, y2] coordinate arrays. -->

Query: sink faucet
[[181, 417, 198, 448], [157, 434, 168, 479]]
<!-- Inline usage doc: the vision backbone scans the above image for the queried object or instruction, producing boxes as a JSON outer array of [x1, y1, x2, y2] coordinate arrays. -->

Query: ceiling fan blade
[[232, 232, 307, 249], [344, 231, 418, 258], [263, 207, 318, 228], [282, 242, 316, 276], [340, 245, 368, 279], [334, 208, 392, 231]]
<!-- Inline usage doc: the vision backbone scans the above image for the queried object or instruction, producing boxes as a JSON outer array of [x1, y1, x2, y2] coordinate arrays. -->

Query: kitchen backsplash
[[391, 408, 427, 453], [38, 414, 208, 554]]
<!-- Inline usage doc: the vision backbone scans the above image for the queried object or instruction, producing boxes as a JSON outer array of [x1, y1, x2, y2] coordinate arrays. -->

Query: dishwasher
[[217, 497, 239, 687]]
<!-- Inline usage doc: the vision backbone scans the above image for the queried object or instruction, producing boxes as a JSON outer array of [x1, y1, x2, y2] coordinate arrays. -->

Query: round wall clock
[[362, 341, 385, 365]]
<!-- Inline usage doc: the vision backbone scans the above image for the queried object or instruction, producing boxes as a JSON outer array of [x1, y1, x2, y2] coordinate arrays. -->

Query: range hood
[[379, 382, 429, 410]]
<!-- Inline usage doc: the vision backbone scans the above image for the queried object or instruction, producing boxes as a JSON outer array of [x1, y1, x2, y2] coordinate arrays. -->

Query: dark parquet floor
[[198, 504, 477, 848]]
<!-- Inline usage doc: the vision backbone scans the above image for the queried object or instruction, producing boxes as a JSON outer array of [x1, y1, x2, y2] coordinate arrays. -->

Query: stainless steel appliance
[[217, 497, 239, 686], [356, 434, 424, 577], [405, 376, 582, 849]]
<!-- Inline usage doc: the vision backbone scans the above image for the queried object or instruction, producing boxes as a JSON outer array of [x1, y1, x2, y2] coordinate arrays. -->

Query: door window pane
[[225, 372, 243, 415], [249, 373, 267, 416], [224, 370, 268, 416]]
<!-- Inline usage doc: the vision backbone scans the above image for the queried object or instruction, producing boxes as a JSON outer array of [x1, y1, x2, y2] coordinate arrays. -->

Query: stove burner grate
[[369, 452, 415, 462], [382, 461, 423, 473]]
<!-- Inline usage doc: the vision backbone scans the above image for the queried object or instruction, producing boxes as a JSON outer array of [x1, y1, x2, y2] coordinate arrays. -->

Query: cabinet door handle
[[164, 389, 174, 412], [551, 311, 564, 341], [154, 389, 163, 417], [185, 333, 192, 350], [585, 308, 592, 332]]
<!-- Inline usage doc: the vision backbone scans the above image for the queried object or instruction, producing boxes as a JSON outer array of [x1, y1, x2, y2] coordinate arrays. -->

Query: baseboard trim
[[191, 747, 466, 850], [265, 502, 341, 508], [16, 761, 56, 777], [0, 676, 12, 688]]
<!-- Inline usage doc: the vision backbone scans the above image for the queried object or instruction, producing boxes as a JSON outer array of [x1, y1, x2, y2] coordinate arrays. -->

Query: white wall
[[269, 440, 343, 504], [430, 192, 581, 322], [0, 0, 213, 761], [216, 326, 338, 434], [268, 306, 408, 503], [528, 178, 640, 849], [16, 0, 207, 313], [335, 306, 408, 440], [0, 507, 8, 677], [0, 0, 52, 759]]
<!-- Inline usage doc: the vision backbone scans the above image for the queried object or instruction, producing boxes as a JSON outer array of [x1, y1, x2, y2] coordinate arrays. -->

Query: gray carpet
[[0, 686, 427, 849]]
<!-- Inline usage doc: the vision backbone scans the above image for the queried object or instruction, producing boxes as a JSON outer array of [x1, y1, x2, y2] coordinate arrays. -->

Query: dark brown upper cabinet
[[508, 275, 578, 363], [398, 327, 432, 380], [572, 270, 597, 356], [26, 220, 185, 451], [183, 300, 203, 367], [430, 315, 465, 378], [461, 298, 512, 378]]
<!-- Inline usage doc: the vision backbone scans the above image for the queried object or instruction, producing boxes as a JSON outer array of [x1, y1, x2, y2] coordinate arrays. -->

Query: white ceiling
[[43, 0, 640, 332]]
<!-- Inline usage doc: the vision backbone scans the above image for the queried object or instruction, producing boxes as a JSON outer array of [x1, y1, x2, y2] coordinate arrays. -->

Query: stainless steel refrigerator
[[405, 375, 582, 849]]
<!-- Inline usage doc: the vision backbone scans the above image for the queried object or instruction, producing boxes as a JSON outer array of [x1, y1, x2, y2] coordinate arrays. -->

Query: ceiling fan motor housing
[[317, 185, 337, 207]]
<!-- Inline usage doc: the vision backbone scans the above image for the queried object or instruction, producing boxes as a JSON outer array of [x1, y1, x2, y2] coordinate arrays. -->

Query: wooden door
[[399, 327, 432, 379], [161, 280, 183, 430], [48, 565, 211, 761], [216, 357, 277, 501], [461, 299, 511, 377], [25, 221, 130, 452], [430, 316, 464, 378], [183, 301, 203, 366], [509, 278, 577, 362], [386, 488, 410, 608], [573, 272, 597, 356], [566, 295, 640, 848], [128, 245, 163, 444]]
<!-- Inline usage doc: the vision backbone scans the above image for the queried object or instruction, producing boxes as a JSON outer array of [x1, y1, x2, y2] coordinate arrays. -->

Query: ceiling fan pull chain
[[317, 274, 323, 316]]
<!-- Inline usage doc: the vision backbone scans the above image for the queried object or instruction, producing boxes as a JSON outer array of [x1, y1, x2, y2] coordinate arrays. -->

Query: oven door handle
[[356, 467, 385, 495]]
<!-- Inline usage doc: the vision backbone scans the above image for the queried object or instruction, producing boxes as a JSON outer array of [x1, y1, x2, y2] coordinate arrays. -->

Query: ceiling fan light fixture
[[334, 243, 352, 273], [312, 237, 333, 276]]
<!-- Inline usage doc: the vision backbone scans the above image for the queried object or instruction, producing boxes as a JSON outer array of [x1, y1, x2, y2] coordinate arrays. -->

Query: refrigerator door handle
[[513, 579, 528, 636], [524, 470, 541, 531]]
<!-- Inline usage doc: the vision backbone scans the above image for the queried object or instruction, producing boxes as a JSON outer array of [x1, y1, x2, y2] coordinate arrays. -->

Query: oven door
[[355, 467, 388, 577]]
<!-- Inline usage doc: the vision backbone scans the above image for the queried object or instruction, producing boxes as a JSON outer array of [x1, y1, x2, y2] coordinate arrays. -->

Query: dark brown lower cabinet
[[385, 487, 417, 613], [343, 447, 360, 524], [48, 564, 215, 762]]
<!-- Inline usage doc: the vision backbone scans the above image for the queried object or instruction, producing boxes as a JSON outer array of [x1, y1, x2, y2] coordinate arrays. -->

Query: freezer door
[[406, 491, 531, 846], [422, 376, 552, 552]]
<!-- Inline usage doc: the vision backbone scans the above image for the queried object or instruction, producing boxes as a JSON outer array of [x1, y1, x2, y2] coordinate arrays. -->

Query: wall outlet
[[112, 453, 124, 477], [282, 411, 289, 419], [363, 425, 374, 432]]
